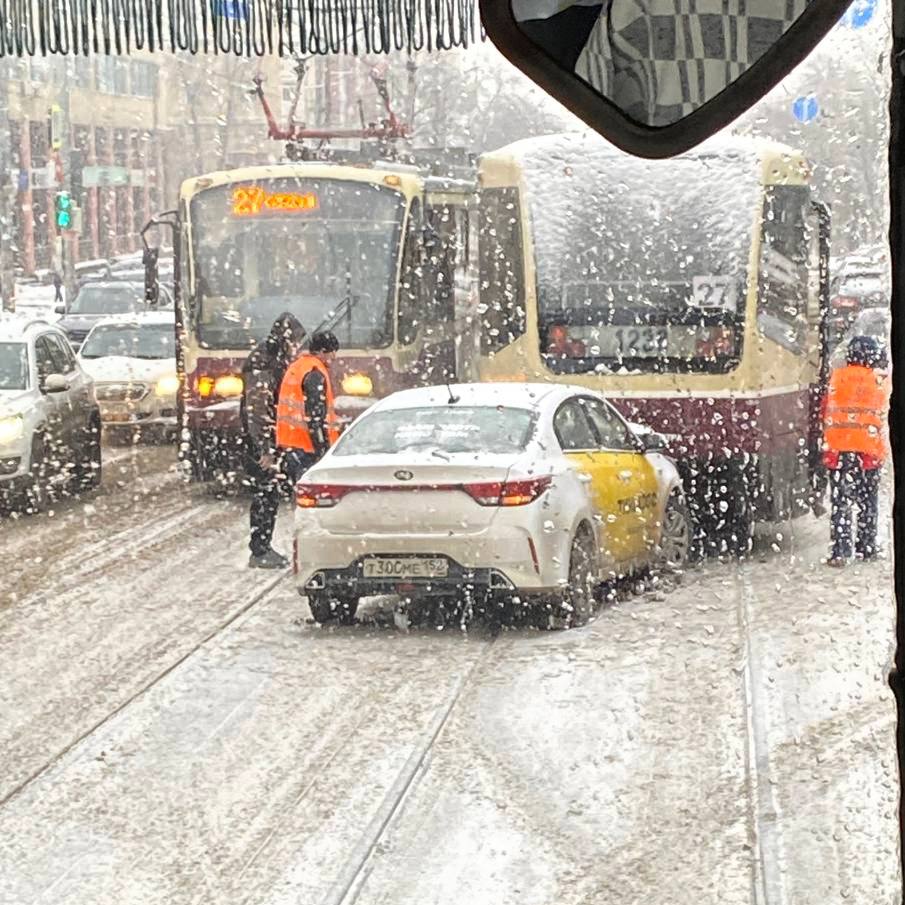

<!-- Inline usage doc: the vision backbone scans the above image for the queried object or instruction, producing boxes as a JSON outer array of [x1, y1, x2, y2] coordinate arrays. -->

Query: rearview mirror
[[42, 373, 69, 394], [481, 0, 854, 157], [54, 304, 65, 316]]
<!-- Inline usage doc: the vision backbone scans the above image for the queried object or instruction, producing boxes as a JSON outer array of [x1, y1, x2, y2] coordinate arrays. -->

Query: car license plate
[[101, 408, 131, 423], [362, 557, 448, 579]]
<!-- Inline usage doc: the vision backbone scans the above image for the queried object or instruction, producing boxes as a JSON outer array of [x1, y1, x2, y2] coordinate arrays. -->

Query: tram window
[[398, 199, 423, 346], [758, 185, 810, 354], [424, 204, 457, 323], [479, 187, 527, 353]]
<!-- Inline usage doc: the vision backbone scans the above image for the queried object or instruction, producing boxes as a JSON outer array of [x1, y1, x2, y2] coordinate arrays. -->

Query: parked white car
[[78, 312, 178, 441], [0, 315, 101, 511], [293, 383, 688, 628]]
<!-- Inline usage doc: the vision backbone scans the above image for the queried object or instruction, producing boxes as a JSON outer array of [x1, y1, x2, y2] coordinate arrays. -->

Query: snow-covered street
[[0, 444, 896, 905]]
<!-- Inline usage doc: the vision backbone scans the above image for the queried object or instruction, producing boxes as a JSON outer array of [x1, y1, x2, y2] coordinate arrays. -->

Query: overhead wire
[[0, 0, 483, 56]]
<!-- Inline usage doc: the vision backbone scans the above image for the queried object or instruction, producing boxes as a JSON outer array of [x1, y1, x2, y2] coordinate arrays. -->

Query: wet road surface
[[0, 442, 897, 905]]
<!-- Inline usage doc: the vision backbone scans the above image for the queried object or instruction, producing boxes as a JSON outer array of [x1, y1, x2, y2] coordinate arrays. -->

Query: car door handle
[[618, 470, 633, 481], [578, 473, 593, 483]]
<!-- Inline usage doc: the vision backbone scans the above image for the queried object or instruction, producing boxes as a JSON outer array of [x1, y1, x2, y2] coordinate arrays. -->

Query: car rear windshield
[[69, 285, 142, 315], [334, 406, 535, 456], [80, 324, 175, 360], [0, 342, 28, 390]]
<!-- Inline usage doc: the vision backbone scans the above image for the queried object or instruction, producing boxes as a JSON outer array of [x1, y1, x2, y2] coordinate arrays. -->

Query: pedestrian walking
[[276, 330, 341, 484], [53, 272, 63, 305], [240, 313, 307, 569], [823, 334, 890, 567]]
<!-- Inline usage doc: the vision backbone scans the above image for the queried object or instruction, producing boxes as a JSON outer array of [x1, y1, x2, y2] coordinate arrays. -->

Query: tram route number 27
[[691, 275, 737, 311]]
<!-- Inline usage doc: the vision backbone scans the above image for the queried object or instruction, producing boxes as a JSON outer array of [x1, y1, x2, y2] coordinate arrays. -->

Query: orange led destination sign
[[232, 186, 319, 216]]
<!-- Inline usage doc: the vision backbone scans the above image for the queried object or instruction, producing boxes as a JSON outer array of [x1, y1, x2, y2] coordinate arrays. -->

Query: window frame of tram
[[478, 186, 527, 355], [398, 200, 461, 347], [758, 184, 812, 356]]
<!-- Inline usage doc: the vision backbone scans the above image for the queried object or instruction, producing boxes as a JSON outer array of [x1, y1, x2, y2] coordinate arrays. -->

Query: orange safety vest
[[823, 364, 890, 462], [275, 355, 340, 453]]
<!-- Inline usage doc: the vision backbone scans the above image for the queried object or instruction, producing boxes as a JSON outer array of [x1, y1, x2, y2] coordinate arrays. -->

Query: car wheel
[[655, 493, 690, 572], [22, 434, 49, 514], [73, 415, 102, 491], [308, 592, 359, 625], [558, 529, 597, 629]]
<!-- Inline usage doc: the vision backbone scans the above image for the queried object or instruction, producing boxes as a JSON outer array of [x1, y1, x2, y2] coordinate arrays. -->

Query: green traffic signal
[[55, 192, 72, 229]]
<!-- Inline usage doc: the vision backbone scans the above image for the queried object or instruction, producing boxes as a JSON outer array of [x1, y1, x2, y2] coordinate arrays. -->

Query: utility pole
[[0, 60, 15, 312], [52, 65, 76, 302]]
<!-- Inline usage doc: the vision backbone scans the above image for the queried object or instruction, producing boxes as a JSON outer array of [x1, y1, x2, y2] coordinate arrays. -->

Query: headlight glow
[[197, 374, 244, 398], [156, 374, 180, 397], [0, 415, 24, 445], [214, 374, 244, 397], [341, 372, 373, 396]]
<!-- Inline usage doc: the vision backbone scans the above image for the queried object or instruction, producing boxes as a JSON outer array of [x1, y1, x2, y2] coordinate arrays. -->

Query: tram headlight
[[155, 374, 180, 397], [341, 372, 373, 397], [197, 374, 244, 399]]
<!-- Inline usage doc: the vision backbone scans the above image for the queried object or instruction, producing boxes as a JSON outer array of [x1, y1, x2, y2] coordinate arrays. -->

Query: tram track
[[737, 563, 784, 905], [324, 638, 496, 905], [0, 569, 289, 810]]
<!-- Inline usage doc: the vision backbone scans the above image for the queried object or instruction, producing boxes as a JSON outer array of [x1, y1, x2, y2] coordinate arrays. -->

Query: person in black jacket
[[241, 312, 307, 569]]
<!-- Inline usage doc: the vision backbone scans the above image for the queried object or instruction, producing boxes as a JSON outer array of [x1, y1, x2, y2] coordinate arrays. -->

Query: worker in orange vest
[[276, 330, 341, 484], [823, 334, 890, 567]]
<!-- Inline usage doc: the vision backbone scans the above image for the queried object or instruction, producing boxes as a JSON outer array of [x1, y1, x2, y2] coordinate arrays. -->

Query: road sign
[[792, 95, 819, 124], [82, 165, 130, 188], [840, 0, 876, 28], [215, 0, 248, 19], [49, 104, 63, 151], [30, 162, 59, 190]]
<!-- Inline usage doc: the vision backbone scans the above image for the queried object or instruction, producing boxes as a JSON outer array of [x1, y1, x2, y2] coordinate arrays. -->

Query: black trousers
[[830, 453, 881, 560], [247, 459, 282, 557], [247, 450, 320, 556]]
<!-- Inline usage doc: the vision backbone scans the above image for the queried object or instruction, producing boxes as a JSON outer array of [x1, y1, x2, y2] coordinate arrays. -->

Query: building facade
[[0, 53, 281, 275]]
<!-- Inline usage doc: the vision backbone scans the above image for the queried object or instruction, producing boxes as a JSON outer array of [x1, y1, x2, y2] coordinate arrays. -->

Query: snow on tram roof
[[482, 130, 804, 167]]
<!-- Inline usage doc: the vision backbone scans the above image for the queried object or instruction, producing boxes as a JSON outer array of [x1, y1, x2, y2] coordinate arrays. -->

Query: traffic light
[[55, 191, 72, 230]]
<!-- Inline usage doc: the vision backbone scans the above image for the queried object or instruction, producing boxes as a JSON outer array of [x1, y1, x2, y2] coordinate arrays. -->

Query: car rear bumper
[[293, 527, 566, 595]]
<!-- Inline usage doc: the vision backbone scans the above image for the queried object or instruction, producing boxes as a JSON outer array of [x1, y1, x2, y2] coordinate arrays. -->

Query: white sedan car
[[293, 383, 689, 628], [78, 311, 179, 441]]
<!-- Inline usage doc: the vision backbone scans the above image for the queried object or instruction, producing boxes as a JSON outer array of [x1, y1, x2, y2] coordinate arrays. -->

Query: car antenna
[[446, 382, 460, 405]]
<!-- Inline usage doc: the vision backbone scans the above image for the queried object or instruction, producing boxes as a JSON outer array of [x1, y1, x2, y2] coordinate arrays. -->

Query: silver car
[[0, 316, 102, 511]]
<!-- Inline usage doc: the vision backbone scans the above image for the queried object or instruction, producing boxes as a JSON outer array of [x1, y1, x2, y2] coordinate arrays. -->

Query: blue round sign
[[792, 95, 819, 124], [840, 0, 876, 29]]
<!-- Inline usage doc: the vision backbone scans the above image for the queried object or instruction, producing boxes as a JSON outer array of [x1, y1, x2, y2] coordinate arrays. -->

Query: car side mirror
[[634, 428, 667, 452], [480, 0, 854, 158], [54, 304, 66, 315], [42, 373, 69, 394]]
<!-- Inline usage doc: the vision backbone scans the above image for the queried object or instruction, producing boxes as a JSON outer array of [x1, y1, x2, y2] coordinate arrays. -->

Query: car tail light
[[296, 483, 353, 508], [546, 324, 586, 358], [833, 295, 859, 310], [695, 326, 736, 358], [463, 475, 552, 507]]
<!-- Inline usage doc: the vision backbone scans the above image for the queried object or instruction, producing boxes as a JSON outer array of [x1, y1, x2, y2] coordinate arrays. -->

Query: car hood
[[59, 314, 108, 333], [79, 356, 175, 384]]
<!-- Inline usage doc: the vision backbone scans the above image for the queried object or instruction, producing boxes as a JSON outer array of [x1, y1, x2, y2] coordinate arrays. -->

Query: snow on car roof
[[369, 382, 581, 412], [0, 314, 65, 340], [88, 310, 176, 329]]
